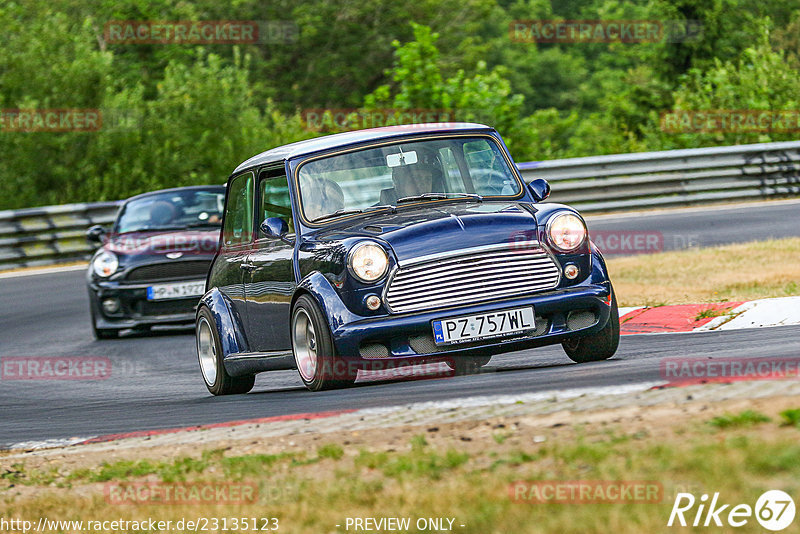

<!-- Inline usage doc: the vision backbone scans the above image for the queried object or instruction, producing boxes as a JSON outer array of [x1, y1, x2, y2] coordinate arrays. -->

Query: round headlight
[[92, 250, 119, 278], [349, 242, 389, 283], [547, 213, 587, 252]]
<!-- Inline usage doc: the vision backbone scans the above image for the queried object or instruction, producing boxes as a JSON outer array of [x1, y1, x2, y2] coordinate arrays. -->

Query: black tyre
[[196, 307, 255, 395], [445, 355, 492, 376], [562, 288, 620, 363], [89, 297, 119, 340], [291, 295, 356, 391]]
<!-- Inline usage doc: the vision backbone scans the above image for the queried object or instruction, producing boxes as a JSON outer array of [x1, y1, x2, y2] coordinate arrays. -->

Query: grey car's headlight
[[348, 242, 389, 283], [547, 212, 587, 252], [92, 250, 119, 278]]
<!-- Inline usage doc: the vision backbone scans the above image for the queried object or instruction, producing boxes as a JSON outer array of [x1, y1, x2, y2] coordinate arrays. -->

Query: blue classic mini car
[[196, 123, 619, 393]]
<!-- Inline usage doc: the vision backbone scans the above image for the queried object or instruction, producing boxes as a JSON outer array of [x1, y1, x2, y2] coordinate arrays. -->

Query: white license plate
[[432, 306, 535, 345], [146, 280, 205, 300]]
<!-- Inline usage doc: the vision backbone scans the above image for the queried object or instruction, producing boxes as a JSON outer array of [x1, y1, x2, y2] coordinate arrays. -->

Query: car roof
[[124, 185, 226, 203], [232, 122, 495, 175]]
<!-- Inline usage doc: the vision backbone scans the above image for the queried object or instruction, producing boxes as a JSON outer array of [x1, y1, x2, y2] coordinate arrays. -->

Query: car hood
[[316, 201, 539, 262], [104, 229, 221, 258]]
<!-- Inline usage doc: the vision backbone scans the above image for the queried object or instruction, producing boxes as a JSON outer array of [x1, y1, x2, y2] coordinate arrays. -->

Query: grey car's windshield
[[115, 188, 226, 234], [296, 136, 522, 222]]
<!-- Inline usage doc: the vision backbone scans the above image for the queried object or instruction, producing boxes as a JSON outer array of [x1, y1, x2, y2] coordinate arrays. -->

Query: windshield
[[296, 136, 522, 223], [115, 187, 226, 234]]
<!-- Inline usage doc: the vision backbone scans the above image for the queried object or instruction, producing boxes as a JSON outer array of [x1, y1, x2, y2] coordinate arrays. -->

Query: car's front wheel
[[292, 295, 356, 391], [196, 307, 255, 395], [562, 288, 620, 363]]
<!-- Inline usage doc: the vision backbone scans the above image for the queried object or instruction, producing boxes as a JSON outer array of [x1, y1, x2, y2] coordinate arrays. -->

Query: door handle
[[240, 262, 257, 272]]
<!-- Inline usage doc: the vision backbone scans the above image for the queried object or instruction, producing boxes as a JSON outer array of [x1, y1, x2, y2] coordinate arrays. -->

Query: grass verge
[[3, 399, 800, 533]]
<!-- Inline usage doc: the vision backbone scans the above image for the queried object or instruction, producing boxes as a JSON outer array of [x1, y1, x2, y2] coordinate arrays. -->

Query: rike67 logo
[[668, 490, 796, 531]]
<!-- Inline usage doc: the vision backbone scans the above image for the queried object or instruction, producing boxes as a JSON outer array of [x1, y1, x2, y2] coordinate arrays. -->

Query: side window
[[258, 170, 294, 236], [223, 172, 254, 247]]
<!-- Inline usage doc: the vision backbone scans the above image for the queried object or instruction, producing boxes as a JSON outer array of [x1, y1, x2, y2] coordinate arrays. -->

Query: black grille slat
[[137, 299, 198, 317], [125, 261, 211, 282]]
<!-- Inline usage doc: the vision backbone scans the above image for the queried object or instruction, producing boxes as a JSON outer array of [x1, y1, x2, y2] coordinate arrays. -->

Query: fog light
[[564, 264, 580, 279], [365, 294, 382, 311], [102, 298, 120, 314]]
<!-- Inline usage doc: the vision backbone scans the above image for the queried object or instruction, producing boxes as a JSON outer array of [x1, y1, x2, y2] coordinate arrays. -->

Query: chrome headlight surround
[[92, 250, 119, 278], [546, 212, 587, 253], [348, 241, 389, 283]]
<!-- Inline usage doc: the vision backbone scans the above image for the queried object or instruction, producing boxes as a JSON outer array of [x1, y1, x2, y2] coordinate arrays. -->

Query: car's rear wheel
[[562, 288, 620, 363], [445, 355, 492, 376], [196, 307, 255, 395], [292, 295, 356, 391]]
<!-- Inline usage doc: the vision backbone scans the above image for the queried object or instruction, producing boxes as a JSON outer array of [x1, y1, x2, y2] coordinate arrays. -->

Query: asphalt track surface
[[1, 201, 799, 447], [586, 198, 800, 253]]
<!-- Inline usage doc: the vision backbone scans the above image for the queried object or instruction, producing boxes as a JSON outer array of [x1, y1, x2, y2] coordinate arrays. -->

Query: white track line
[[0, 264, 87, 279], [618, 306, 645, 319], [354, 381, 664, 415], [696, 296, 800, 331], [4, 436, 96, 451]]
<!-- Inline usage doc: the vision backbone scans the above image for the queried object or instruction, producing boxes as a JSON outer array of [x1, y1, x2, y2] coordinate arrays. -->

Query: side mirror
[[86, 225, 107, 245], [527, 178, 551, 202], [260, 217, 292, 243]]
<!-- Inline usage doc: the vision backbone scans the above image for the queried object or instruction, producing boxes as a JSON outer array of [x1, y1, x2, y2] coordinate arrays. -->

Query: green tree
[[665, 24, 800, 147], [364, 23, 533, 158]]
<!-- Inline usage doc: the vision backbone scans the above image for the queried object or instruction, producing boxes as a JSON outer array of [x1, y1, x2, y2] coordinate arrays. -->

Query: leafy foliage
[[2, 0, 800, 208]]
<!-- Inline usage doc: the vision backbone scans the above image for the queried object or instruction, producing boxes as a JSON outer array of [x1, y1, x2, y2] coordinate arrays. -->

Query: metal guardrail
[[518, 140, 800, 212], [2, 140, 800, 271], [0, 202, 120, 271]]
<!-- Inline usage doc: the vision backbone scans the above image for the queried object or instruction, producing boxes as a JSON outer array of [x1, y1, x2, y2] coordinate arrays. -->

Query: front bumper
[[88, 280, 200, 329], [331, 282, 612, 369]]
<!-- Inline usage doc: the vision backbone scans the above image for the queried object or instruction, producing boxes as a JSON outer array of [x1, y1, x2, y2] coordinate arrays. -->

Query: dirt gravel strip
[[4, 378, 800, 461]]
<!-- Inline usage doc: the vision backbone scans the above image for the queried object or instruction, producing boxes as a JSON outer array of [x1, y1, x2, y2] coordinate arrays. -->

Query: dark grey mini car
[[86, 185, 225, 338]]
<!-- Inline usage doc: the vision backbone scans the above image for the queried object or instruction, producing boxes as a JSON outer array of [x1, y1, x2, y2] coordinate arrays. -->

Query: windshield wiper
[[364, 204, 397, 213], [312, 208, 365, 222], [313, 204, 399, 223], [137, 226, 185, 232], [396, 192, 483, 203]]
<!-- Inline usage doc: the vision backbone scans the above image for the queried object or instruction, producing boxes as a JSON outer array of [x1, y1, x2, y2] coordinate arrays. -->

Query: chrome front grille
[[384, 243, 560, 313]]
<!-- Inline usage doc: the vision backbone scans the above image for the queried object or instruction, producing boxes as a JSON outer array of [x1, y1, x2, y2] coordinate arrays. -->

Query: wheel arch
[[588, 241, 612, 291], [293, 271, 359, 341], [197, 288, 250, 356]]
